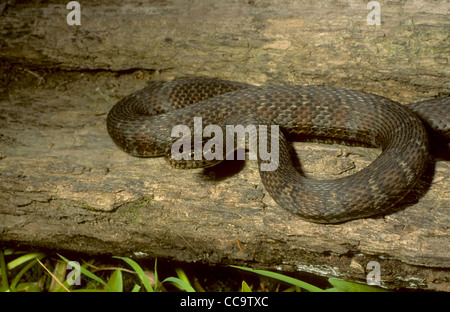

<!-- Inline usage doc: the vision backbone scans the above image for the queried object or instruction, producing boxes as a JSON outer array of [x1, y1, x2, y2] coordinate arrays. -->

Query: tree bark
[[0, 0, 448, 290]]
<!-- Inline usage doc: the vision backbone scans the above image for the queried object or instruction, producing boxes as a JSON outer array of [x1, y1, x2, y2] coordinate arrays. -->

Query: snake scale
[[107, 78, 449, 223]]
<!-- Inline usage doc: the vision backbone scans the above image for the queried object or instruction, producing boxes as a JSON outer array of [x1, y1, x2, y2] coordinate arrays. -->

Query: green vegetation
[[0, 248, 387, 292]]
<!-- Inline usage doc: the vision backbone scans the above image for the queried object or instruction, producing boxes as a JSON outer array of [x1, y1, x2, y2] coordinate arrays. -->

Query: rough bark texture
[[0, 0, 449, 290]]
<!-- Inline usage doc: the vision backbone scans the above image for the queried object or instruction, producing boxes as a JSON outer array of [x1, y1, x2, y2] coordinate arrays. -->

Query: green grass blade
[[2, 249, 15, 256], [154, 258, 159, 291], [162, 276, 196, 292], [0, 250, 9, 291], [283, 285, 301, 292], [328, 278, 389, 292], [241, 280, 252, 292], [231, 265, 324, 292], [107, 269, 123, 292], [58, 254, 113, 291], [7, 252, 45, 270], [114, 256, 154, 292], [324, 287, 339, 292], [175, 268, 193, 288]]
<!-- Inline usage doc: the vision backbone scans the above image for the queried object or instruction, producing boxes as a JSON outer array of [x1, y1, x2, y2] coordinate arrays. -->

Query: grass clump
[[0, 248, 387, 292]]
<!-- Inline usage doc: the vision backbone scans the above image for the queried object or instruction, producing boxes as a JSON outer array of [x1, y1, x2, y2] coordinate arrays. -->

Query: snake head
[[164, 136, 223, 169]]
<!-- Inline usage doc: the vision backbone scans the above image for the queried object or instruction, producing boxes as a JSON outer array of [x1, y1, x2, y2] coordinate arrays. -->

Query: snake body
[[107, 78, 449, 223]]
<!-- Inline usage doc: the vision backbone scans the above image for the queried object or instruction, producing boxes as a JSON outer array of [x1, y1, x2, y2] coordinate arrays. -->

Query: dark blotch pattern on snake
[[107, 78, 449, 223]]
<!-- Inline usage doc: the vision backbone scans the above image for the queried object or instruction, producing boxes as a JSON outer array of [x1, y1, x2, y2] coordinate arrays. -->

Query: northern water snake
[[106, 78, 449, 223]]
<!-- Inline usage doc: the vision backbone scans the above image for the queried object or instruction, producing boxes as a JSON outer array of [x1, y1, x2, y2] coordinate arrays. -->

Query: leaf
[[230, 265, 324, 292], [283, 285, 301, 292], [107, 269, 123, 292], [114, 256, 154, 292], [162, 276, 196, 292], [0, 250, 9, 291], [175, 268, 192, 287], [7, 252, 45, 270], [241, 280, 252, 292], [154, 258, 159, 291], [328, 278, 389, 292]]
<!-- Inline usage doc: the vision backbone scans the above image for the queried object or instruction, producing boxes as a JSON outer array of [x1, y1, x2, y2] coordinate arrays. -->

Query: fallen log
[[0, 0, 448, 290]]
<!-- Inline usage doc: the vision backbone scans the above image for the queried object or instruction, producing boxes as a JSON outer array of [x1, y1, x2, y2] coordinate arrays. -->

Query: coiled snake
[[107, 78, 449, 223]]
